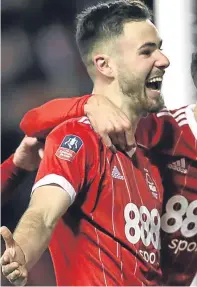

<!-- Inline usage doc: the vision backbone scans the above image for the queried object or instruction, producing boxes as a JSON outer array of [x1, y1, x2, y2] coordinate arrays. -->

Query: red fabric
[[136, 106, 197, 286], [136, 105, 197, 160], [20, 95, 91, 138], [1, 154, 28, 205], [33, 116, 165, 286], [21, 96, 197, 285]]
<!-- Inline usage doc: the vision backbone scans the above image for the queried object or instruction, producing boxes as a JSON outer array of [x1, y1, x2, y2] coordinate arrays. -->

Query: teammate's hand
[[84, 96, 135, 152], [0, 226, 28, 286], [13, 136, 44, 171]]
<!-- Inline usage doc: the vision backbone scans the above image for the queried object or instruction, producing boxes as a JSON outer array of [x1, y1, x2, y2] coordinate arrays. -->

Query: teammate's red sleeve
[[32, 118, 99, 205], [20, 95, 91, 138], [1, 154, 29, 205]]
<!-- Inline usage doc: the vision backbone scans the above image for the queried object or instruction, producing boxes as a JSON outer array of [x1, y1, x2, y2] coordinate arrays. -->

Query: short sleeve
[[32, 119, 98, 205]]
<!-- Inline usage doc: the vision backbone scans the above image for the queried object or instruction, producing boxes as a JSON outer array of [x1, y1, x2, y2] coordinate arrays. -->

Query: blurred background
[[1, 0, 197, 285]]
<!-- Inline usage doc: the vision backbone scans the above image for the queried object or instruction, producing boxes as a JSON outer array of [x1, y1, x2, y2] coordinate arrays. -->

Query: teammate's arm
[[0, 184, 71, 286], [1, 154, 28, 206], [1, 137, 44, 206], [20, 96, 91, 138], [20, 95, 132, 149]]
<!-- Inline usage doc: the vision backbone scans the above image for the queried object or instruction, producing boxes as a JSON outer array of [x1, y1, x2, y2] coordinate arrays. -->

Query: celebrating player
[[20, 98, 197, 286], [0, 1, 169, 285], [1, 1, 197, 286], [20, 61, 197, 286]]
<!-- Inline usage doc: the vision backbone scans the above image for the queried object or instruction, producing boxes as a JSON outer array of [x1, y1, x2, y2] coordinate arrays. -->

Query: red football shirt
[[33, 116, 165, 286], [21, 97, 197, 284], [136, 105, 197, 285]]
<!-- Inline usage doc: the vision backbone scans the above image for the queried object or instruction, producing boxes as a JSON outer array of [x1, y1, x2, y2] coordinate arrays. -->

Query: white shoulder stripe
[[32, 174, 76, 205], [178, 119, 188, 127], [157, 107, 187, 119], [156, 111, 171, 118], [171, 107, 186, 118], [174, 114, 187, 123]]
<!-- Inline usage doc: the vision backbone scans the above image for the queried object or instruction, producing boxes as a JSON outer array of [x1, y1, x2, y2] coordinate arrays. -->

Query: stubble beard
[[143, 93, 165, 113], [118, 72, 165, 115]]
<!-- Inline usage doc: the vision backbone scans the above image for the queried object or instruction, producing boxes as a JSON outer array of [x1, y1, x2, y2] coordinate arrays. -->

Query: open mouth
[[145, 77, 163, 91]]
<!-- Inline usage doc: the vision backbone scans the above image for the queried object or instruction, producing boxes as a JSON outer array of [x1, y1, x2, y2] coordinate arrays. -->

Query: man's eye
[[141, 50, 152, 56]]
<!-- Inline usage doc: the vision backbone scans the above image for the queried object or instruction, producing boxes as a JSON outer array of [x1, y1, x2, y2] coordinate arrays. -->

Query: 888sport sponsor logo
[[124, 195, 197, 256], [162, 195, 197, 255]]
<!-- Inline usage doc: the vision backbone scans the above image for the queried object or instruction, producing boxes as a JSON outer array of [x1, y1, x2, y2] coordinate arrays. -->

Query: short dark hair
[[76, 0, 152, 67]]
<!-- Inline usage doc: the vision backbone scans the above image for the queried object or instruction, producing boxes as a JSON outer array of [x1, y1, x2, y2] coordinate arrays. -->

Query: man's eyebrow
[[138, 40, 163, 50]]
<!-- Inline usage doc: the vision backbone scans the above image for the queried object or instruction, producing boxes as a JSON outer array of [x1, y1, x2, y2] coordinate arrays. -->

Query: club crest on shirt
[[144, 168, 158, 199], [55, 135, 83, 162]]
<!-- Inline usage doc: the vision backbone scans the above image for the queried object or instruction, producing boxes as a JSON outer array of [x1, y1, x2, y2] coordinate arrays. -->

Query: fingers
[[1, 253, 12, 265], [7, 269, 27, 286], [0, 226, 14, 249], [116, 112, 132, 131], [23, 136, 38, 147], [100, 117, 134, 151], [7, 269, 20, 282], [125, 131, 136, 150], [13, 276, 28, 287], [110, 132, 127, 151], [99, 133, 115, 152], [2, 263, 28, 286], [87, 100, 135, 151], [90, 119, 115, 151], [2, 262, 19, 276], [92, 119, 135, 152]]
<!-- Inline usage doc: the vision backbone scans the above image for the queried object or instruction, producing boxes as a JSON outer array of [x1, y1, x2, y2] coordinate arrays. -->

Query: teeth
[[147, 77, 162, 83]]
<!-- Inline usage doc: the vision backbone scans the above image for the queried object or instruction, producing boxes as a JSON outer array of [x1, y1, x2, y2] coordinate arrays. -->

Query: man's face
[[113, 20, 170, 113]]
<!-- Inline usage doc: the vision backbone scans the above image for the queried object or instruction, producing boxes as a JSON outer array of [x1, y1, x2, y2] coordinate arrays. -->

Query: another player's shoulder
[[155, 105, 189, 126], [156, 104, 197, 137], [140, 104, 194, 128]]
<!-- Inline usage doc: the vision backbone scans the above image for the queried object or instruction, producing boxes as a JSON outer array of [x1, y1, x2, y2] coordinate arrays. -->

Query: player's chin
[[145, 88, 164, 113]]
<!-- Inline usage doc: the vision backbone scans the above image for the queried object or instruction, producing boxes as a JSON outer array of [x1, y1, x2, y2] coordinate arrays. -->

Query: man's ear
[[93, 54, 114, 78]]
